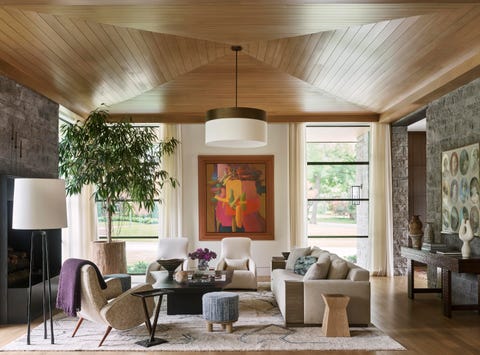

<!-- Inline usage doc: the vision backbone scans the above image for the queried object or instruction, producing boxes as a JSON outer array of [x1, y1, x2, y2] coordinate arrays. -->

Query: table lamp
[[12, 178, 67, 345]]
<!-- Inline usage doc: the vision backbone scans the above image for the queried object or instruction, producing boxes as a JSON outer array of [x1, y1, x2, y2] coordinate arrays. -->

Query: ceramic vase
[[409, 215, 423, 235], [424, 222, 434, 244], [198, 259, 209, 271], [458, 218, 474, 258]]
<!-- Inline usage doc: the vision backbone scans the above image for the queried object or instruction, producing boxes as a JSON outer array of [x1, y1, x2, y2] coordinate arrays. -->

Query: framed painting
[[198, 155, 274, 241], [441, 143, 479, 236]]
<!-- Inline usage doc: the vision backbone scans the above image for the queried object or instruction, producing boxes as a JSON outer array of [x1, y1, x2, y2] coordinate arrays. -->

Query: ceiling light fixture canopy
[[205, 46, 267, 148]]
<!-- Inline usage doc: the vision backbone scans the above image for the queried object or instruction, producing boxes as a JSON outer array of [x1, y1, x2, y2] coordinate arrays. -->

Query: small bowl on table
[[156, 258, 184, 280], [281, 252, 290, 260]]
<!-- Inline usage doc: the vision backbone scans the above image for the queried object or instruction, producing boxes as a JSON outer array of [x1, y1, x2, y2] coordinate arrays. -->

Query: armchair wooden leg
[[71, 317, 84, 337], [98, 326, 112, 347]]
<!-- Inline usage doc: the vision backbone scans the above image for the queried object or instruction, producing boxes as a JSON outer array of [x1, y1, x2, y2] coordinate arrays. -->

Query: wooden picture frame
[[198, 155, 274, 241]]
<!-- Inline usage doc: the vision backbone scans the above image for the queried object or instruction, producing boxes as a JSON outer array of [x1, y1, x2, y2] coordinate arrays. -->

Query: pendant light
[[205, 46, 267, 148]]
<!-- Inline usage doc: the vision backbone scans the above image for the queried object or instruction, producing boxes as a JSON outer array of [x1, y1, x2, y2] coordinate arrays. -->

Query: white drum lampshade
[[12, 178, 68, 230], [205, 109, 267, 148], [205, 46, 268, 148]]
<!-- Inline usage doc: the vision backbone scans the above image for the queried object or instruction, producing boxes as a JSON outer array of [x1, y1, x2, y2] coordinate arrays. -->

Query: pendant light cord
[[235, 48, 238, 108]]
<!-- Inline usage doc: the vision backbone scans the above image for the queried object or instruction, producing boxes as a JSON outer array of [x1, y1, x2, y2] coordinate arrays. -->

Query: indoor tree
[[59, 106, 178, 272]]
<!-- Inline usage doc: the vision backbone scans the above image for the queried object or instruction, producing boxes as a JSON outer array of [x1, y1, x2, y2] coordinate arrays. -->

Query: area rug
[[2, 287, 405, 352]]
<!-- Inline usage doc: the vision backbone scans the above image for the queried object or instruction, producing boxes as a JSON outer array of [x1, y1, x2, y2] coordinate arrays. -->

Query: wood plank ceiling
[[0, 1, 479, 124]]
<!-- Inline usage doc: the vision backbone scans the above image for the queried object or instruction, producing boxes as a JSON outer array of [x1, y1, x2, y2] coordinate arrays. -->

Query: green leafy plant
[[59, 107, 179, 243]]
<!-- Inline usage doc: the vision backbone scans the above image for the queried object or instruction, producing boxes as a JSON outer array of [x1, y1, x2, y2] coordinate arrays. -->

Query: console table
[[401, 247, 480, 317]]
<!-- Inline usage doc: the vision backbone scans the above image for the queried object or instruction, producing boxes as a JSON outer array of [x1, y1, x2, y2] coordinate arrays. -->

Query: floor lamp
[[12, 178, 67, 345]]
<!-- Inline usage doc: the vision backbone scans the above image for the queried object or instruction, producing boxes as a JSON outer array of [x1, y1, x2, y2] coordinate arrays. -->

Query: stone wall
[[426, 77, 480, 303], [391, 126, 409, 275], [0, 75, 59, 178]]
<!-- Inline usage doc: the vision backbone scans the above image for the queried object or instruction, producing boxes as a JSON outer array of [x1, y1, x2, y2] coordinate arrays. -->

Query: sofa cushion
[[293, 256, 318, 275], [225, 258, 248, 271], [327, 258, 349, 279], [286, 247, 310, 270], [310, 246, 328, 258], [303, 259, 331, 280]]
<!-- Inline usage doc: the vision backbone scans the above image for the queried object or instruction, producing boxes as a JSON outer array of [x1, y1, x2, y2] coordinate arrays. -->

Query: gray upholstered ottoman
[[202, 291, 239, 333]]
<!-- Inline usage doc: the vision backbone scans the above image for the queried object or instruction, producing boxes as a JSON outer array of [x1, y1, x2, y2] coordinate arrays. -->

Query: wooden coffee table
[[152, 270, 233, 315]]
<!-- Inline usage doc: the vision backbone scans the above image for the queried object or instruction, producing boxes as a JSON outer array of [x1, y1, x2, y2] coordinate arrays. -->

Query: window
[[306, 125, 370, 267], [96, 200, 158, 275]]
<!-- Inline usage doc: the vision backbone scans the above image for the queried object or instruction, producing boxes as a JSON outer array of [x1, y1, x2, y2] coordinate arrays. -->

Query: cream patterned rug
[[2, 287, 405, 352]]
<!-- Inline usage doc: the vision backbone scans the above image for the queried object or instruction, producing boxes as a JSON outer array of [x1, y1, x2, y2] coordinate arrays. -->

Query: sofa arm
[[283, 280, 304, 325]]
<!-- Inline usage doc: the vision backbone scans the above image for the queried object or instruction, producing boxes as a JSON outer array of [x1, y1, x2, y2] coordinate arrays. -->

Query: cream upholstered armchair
[[216, 237, 257, 290], [72, 265, 154, 347], [146, 237, 189, 284]]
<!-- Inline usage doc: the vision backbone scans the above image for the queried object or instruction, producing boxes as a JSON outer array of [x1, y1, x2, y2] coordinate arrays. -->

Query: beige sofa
[[271, 248, 370, 326]]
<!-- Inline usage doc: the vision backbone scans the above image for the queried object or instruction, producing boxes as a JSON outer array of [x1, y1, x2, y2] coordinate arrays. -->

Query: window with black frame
[[306, 125, 370, 266]]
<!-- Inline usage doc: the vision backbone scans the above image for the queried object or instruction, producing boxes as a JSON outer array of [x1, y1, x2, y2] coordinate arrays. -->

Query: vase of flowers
[[188, 248, 217, 271]]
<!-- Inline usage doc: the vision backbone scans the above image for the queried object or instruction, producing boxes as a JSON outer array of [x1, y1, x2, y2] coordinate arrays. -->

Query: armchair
[[72, 264, 154, 347], [146, 237, 189, 284], [216, 237, 257, 290]]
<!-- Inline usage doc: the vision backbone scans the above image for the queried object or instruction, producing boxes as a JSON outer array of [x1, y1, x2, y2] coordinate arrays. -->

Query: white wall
[[181, 123, 290, 276]]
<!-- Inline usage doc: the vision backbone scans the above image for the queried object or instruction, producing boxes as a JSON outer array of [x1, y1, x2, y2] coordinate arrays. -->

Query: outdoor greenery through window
[[306, 125, 370, 268]]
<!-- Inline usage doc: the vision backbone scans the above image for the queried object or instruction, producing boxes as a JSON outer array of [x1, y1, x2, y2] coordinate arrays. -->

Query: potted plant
[[59, 107, 178, 274]]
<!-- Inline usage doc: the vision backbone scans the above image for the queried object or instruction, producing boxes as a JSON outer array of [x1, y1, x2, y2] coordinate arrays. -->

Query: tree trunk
[[106, 198, 112, 243], [91, 241, 127, 274]]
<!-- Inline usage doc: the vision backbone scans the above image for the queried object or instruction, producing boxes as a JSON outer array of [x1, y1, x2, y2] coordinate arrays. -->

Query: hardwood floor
[[0, 276, 479, 354]]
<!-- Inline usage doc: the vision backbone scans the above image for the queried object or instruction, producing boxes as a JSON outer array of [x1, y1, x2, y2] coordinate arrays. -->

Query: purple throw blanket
[[56, 258, 107, 317]]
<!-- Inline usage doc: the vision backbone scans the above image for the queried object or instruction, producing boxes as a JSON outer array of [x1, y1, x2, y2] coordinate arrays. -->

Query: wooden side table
[[271, 256, 286, 271], [321, 294, 350, 337]]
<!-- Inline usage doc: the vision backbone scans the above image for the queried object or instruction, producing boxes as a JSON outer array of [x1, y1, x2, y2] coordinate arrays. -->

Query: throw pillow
[[225, 258, 248, 271], [309, 246, 325, 258], [293, 256, 318, 275], [285, 247, 310, 270], [303, 259, 330, 280], [327, 258, 349, 279]]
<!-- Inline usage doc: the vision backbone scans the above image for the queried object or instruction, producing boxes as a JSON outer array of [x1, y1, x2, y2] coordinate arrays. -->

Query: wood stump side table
[[321, 294, 350, 337]]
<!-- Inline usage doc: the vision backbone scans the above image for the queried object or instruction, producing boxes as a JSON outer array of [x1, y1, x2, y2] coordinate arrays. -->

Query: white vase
[[458, 218, 474, 258]]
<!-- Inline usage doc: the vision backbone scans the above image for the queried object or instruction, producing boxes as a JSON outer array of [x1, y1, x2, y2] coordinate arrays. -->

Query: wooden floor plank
[[1, 276, 479, 354]]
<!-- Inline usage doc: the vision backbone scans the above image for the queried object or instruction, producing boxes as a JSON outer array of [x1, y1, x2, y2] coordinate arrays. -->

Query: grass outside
[[98, 221, 158, 237], [317, 216, 355, 224]]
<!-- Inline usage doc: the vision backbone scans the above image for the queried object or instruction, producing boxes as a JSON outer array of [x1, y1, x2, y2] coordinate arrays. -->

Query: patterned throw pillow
[[293, 256, 318, 275], [285, 247, 311, 270]]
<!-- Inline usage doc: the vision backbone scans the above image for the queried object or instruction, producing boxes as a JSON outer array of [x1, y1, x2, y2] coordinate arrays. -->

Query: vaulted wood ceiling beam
[[379, 50, 480, 123], [108, 112, 379, 124]]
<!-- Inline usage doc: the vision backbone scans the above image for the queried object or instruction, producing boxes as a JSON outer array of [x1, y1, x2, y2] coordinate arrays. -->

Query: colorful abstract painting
[[442, 143, 479, 236], [198, 155, 274, 240]]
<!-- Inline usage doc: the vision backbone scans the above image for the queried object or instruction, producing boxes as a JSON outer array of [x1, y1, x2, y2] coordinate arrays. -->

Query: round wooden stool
[[321, 294, 350, 337]]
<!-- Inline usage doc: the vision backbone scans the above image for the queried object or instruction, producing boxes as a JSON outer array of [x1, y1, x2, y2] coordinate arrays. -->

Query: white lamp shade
[[12, 178, 68, 230], [205, 118, 267, 148]]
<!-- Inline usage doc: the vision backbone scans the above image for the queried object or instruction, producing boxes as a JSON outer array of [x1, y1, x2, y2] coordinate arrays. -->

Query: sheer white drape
[[158, 124, 183, 238], [61, 184, 97, 260], [369, 123, 394, 276], [288, 123, 307, 249]]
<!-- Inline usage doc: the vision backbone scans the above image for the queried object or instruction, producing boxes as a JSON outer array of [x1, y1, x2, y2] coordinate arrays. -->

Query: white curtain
[[369, 123, 394, 276], [158, 123, 183, 238], [62, 184, 97, 260], [288, 123, 307, 249]]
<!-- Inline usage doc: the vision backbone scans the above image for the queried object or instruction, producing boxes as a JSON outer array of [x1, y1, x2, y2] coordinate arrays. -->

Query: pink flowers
[[188, 248, 217, 261]]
